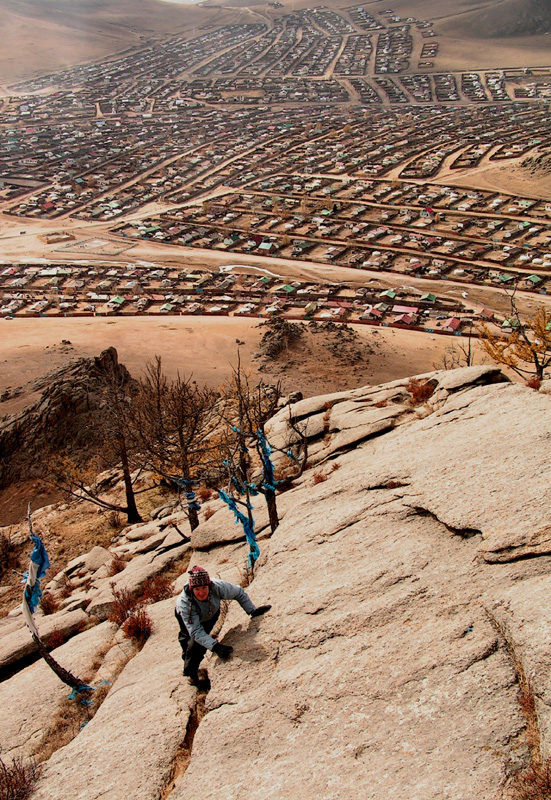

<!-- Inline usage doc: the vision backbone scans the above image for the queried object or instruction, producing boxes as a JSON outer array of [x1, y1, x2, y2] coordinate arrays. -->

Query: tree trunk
[[119, 438, 142, 524], [188, 505, 200, 531], [265, 488, 279, 533]]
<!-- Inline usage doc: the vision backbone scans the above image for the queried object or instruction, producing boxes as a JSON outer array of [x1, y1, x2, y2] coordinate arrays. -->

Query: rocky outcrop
[[4, 367, 551, 800], [0, 347, 132, 487]]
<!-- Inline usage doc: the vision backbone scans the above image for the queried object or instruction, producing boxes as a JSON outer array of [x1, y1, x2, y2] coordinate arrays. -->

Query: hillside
[[437, 0, 551, 38], [0, 0, 206, 84], [2, 366, 551, 799]]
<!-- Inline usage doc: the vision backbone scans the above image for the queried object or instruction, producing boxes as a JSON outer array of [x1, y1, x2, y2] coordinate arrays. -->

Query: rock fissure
[[159, 686, 210, 800], [407, 506, 482, 539], [485, 610, 542, 774]]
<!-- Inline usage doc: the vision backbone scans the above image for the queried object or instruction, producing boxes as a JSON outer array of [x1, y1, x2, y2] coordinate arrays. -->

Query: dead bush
[[373, 399, 388, 408], [508, 758, 551, 800], [40, 591, 59, 616], [313, 471, 328, 485], [121, 608, 153, 645], [107, 584, 140, 627], [58, 576, 74, 599], [107, 510, 123, 530], [141, 574, 174, 604], [331, 462, 341, 471], [108, 556, 127, 577], [196, 486, 212, 502], [406, 378, 435, 405], [46, 629, 66, 650], [0, 752, 41, 800], [203, 507, 216, 521], [526, 377, 541, 391]]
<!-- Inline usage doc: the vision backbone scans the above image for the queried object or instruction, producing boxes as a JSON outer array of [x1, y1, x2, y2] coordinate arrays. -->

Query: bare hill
[[0, 0, 202, 83], [438, 0, 551, 38]]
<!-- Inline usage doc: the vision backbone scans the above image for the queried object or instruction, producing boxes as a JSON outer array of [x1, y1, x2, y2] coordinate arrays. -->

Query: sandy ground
[[0, 315, 468, 405]]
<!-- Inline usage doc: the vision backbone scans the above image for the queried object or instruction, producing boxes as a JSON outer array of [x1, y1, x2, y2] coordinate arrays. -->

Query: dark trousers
[[175, 609, 219, 678]]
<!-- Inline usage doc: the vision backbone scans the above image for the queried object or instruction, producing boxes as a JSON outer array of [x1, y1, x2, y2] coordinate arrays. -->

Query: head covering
[[188, 566, 212, 589]]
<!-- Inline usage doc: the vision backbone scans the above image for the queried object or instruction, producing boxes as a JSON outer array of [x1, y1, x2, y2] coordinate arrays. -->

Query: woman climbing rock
[[175, 565, 271, 686]]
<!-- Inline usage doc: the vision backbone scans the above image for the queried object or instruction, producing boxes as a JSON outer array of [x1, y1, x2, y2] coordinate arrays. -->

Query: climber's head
[[188, 566, 212, 601]]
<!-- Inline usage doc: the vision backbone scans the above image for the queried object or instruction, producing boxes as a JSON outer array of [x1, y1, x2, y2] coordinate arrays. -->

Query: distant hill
[[439, 0, 551, 38], [0, 0, 201, 83]]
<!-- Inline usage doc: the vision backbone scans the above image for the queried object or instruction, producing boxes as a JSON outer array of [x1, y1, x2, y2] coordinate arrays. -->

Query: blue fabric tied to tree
[[23, 534, 51, 613], [218, 489, 260, 568], [257, 430, 278, 492], [172, 476, 201, 511]]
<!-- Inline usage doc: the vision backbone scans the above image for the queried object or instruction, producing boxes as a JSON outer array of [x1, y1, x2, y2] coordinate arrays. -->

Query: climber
[[175, 565, 271, 686]]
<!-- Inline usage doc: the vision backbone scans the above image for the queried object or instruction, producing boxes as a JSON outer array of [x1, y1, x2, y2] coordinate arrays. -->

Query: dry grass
[[107, 556, 127, 577], [406, 378, 435, 405], [312, 471, 328, 485], [526, 377, 542, 391], [141, 574, 174, 604], [40, 591, 59, 615], [196, 486, 213, 502], [508, 758, 551, 800], [121, 608, 153, 645], [0, 753, 41, 800], [203, 507, 216, 521]]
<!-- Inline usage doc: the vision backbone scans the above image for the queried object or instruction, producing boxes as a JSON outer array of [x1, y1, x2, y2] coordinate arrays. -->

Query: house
[[442, 317, 461, 332], [394, 313, 414, 325]]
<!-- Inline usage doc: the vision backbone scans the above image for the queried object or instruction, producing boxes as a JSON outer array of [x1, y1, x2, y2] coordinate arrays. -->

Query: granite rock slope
[[3, 367, 551, 800]]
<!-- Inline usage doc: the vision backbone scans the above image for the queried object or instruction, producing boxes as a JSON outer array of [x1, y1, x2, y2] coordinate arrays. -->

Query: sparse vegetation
[[107, 556, 127, 577], [406, 378, 435, 405], [203, 507, 216, 520], [0, 752, 41, 800], [478, 299, 551, 382], [313, 471, 328, 485], [121, 607, 153, 645], [141, 574, 174, 603], [40, 591, 59, 615], [508, 758, 551, 800]]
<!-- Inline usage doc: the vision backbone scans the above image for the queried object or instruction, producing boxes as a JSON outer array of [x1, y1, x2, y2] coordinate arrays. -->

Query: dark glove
[[212, 642, 233, 659], [250, 604, 272, 617]]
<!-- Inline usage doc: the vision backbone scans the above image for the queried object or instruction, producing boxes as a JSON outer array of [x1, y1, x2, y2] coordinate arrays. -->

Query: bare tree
[[135, 357, 220, 531], [478, 294, 551, 382]]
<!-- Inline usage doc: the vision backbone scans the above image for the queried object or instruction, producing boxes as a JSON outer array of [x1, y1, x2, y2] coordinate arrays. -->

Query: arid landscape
[[1, 1, 551, 798]]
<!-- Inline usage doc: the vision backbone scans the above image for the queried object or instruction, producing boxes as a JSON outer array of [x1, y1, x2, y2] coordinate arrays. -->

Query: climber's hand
[[250, 605, 272, 617], [212, 642, 233, 659]]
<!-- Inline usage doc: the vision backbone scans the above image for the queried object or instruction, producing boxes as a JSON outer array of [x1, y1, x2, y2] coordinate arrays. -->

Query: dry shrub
[[108, 556, 127, 577], [313, 471, 328, 485], [406, 378, 435, 405], [40, 591, 59, 616], [0, 531, 19, 578], [46, 629, 66, 650], [107, 584, 140, 627], [141, 574, 174, 603], [121, 608, 153, 645], [196, 486, 212, 502], [387, 480, 406, 489], [203, 507, 216, 521], [508, 758, 551, 800], [331, 462, 341, 471], [107, 510, 123, 530], [373, 399, 387, 408], [526, 377, 541, 391], [0, 752, 41, 800], [58, 577, 74, 599]]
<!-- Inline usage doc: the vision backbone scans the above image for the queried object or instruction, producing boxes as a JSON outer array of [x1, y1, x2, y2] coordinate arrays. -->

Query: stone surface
[[32, 600, 195, 800], [5, 367, 551, 800], [0, 622, 116, 759], [0, 608, 89, 671]]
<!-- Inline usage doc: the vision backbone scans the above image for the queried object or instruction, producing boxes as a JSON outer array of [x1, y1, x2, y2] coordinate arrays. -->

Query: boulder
[[0, 608, 89, 673]]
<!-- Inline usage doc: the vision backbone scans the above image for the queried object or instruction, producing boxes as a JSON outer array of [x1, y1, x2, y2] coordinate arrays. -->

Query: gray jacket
[[176, 579, 256, 650]]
